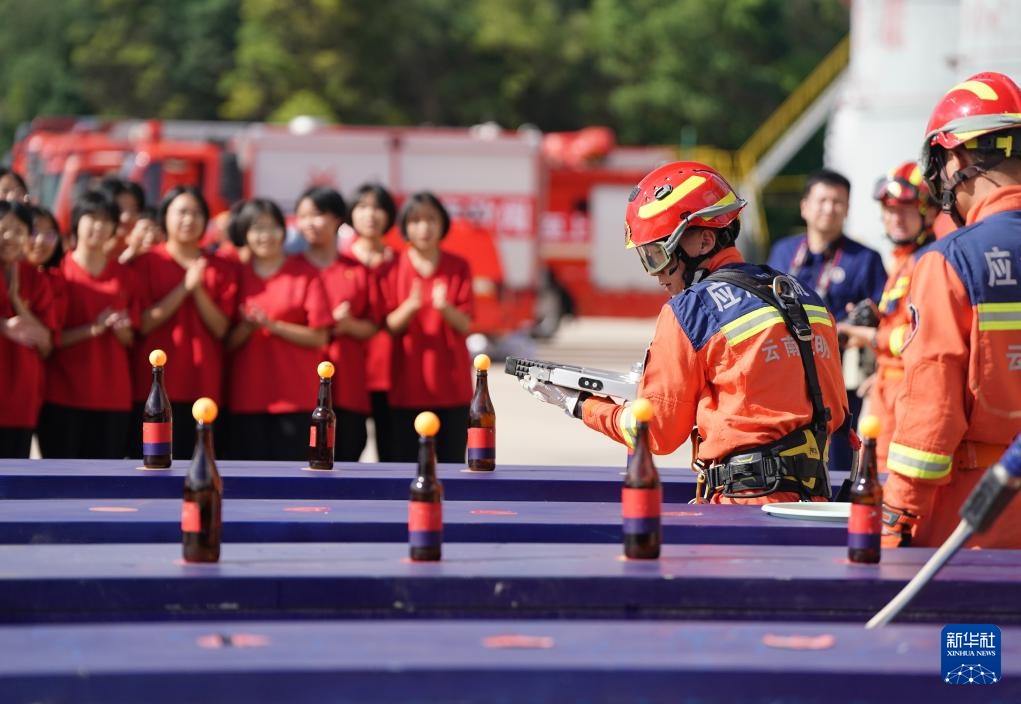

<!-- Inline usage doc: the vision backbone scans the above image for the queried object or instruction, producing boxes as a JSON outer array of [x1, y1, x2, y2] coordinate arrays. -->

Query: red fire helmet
[[873, 161, 933, 211], [624, 161, 745, 274], [921, 72, 1021, 194]]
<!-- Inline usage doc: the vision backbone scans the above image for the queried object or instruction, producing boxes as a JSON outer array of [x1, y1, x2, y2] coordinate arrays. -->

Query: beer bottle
[[622, 398, 661, 559], [467, 353, 496, 471], [848, 415, 883, 564], [409, 412, 443, 561], [182, 397, 223, 563], [308, 361, 337, 470], [142, 349, 172, 468]]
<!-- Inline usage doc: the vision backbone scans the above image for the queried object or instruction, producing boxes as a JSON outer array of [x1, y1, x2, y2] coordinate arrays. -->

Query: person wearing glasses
[[524, 162, 847, 504]]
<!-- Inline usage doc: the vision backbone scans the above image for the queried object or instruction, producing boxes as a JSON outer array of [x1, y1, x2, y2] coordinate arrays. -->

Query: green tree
[[3, 0, 848, 155], [588, 0, 847, 147], [0, 0, 88, 151], [67, 0, 240, 119]]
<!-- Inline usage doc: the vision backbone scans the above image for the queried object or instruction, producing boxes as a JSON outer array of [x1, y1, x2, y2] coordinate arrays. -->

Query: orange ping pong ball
[[149, 349, 167, 367], [192, 397, 218, 424], [415, 411, 441, 437], [859, 415, 881, 440], [317, 361, 335, 379], [631, 398, 654, 423], [473, 354, 491, 371]]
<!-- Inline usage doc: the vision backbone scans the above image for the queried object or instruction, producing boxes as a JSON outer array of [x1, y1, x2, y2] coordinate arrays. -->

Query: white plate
[[761, 502, 850, 522]]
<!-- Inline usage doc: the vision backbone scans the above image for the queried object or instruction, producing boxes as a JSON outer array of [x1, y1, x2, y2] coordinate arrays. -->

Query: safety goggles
[[634, 198, 746, 275], [872, 177, 922, 205]]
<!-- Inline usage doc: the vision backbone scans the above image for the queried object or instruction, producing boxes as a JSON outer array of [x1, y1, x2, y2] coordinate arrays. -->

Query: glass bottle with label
[[308, 361, 337, 470], [182, 397, 223, 563], [142, 349, 172, 468], [409, 412, 443, 561], [848, 415, 883, 564], [622, 398, 661, 559], [467, 354, 496, 471]]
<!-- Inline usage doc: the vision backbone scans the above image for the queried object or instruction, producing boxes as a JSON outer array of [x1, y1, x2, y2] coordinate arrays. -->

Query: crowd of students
[[0, 168, 475, 464]]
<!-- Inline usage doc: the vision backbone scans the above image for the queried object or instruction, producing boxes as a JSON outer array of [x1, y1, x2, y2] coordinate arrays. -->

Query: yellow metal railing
[[735, 35, 850, 176], [675, 145, 739, 184], [669, 36, 850, 252]]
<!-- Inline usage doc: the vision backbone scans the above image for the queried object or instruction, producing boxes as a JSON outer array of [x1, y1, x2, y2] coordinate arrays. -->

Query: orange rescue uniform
[[887, 186, 1021, 547], [582, 249, 848, 504], [869, 238, 933, 471]]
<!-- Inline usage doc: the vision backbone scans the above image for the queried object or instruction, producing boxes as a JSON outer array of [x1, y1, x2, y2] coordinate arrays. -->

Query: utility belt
[[954, 440, 1008, 471], [703, 428, 831, 500]]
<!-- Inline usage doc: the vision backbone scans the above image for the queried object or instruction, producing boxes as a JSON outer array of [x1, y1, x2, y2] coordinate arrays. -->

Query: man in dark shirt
[[767, 169, 887, 476]]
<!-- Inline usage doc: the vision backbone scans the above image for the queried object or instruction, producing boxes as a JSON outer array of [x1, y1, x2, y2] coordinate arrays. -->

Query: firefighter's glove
[[521, 376, 588, 418], [617, 403, 638, 450], [881, 503, 919, 548]]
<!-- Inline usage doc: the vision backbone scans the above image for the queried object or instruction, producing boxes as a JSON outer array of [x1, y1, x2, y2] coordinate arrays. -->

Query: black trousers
[[37, 403, 131, 459], [335, 407, 369, 463], [226, 411, 310, 462], [827, 390, 861, 474], [370, 391, 394, 461], [0, 427, 33, 458], [390, 405, 469, 464]]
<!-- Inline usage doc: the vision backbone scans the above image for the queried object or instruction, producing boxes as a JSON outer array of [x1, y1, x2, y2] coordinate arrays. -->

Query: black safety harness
[[696, 267, 835, 501]]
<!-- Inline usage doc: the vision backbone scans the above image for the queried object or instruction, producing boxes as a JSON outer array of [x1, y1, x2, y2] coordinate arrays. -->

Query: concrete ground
[[362, 316, 694, 471]]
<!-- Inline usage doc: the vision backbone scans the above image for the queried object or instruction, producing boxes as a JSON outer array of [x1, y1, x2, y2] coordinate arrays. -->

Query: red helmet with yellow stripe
[[625, 161, 746, 276], [921, 72, 1021, 215], [873, 161, 935, 245], [873, 161, 933, 210]]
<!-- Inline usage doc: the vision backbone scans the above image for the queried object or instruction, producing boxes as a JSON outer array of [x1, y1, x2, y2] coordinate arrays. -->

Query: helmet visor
[[632, 197, 747, 275], [636, 239, 675, 274], [873, 177, 923, 205]]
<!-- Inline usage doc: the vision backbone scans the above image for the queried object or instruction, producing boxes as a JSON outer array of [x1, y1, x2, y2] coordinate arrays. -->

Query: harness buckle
[[771, 275, 813, 341]]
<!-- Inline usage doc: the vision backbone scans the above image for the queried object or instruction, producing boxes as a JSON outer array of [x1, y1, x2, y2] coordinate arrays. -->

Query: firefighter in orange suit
[[883, 72, 1021, 548], [523, 162, 848, 504], [837, 162, 937, 472]]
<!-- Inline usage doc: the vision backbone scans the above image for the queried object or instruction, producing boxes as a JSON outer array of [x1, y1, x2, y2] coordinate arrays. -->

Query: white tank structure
[[826, 0, 1021, 261]]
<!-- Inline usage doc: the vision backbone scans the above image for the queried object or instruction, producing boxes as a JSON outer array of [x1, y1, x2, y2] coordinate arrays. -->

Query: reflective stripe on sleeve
[[720, 306, 785, 346], [977, 302, 1021, 331], [889, 324, 908, 357], [618, 405, 638, 450], [804, 304, 834, 327], [887, 442, 952, 480]]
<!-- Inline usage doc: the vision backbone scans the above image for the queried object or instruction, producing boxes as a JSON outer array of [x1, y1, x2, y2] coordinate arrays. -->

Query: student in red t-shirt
[[117, 206, 164, 265], [296, 186, 379, 461], [25, 206, 67, 342], [0, 201, 54, 457], [37, 191, 139, 458], [226, 198, 333, 461], [98, 177, 146, 262], [129, 186, 238, 459], [344, 183, 399, 461], [25, 207, 64, 271], [381, 192, 474, 463]]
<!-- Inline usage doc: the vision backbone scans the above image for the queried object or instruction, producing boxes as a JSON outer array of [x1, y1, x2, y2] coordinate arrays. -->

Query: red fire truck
[[11, 118, 677, 335]]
